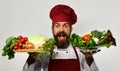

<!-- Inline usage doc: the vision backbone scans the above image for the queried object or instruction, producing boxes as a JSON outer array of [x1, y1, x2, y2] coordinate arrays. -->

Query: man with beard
[[22, 4, 99, 71]]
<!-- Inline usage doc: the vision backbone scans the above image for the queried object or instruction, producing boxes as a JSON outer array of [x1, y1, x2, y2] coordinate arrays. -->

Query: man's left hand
[[80, 49, 101, 66]]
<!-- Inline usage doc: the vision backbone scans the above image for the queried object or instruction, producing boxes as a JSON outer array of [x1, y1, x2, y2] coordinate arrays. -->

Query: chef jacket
[[22, 44, 99, 71]]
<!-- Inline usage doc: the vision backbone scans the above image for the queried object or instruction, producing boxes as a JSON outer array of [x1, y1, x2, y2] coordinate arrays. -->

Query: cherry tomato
[[82, 34, 91, 42], [18, 42, 23, 47], [20, 38, 25, 43], [14, 45, 18, 50], [24, 37, 28, 42], [14, 42, 19, 46], [18, 35, 23, 40]]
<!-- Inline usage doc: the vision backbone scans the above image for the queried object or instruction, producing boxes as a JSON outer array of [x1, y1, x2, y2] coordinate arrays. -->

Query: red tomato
[[20, 38, 25, 43], [18, 35, 23, 40], [82, 34, 91, 42], [24, 37, 28, 42], [14, 45, 18, 50], [18, 42, 23, 47], [14, 42, 19, 46]]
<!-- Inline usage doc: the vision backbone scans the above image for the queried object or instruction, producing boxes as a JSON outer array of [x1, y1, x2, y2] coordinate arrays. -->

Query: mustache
[[56, 31, 67, 37]]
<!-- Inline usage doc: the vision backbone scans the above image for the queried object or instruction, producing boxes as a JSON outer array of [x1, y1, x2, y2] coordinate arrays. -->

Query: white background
[[0, 0, 120, 71]]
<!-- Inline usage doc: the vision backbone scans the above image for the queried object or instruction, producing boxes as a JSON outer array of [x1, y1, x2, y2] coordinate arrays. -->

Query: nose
[[60, 26, 64, 32]]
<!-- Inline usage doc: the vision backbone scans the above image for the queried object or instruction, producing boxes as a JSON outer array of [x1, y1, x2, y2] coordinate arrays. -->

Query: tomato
[[24, 37, 28, 42], [18, 42, 23, 47], [14, 45, 19, 50], [82, 34, 91, 42], [20, 38, 25, 43], [14, 42, 19, 46], [18, 35, 23, 40]]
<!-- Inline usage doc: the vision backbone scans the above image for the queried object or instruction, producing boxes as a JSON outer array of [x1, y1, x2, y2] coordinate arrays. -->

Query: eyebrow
[[62, 22, 69, 24]]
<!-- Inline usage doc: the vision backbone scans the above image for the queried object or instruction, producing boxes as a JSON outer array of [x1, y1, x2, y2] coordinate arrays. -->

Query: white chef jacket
[[22, 44, 99, 71]]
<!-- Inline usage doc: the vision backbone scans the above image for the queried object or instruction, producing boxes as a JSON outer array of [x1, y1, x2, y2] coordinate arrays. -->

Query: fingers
[[28, 52, 37, 55], [80, 49, 101, 55], [28, 52, 38, 59], [91, 49, 101, 54]]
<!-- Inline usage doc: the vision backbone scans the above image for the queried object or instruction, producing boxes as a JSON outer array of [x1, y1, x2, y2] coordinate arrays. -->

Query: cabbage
[[28, 34, 48, 48]]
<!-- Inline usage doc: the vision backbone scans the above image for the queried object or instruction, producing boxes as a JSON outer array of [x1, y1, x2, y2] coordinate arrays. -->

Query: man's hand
[[28, 52, 38, 60], [27, 52, 38, 66], [80, 49, 101, 57], [80, 49, 101, 66]]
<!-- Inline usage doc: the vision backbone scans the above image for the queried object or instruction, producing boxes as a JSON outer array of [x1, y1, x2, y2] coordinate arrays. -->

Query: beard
[[53, 31, 70, 49]]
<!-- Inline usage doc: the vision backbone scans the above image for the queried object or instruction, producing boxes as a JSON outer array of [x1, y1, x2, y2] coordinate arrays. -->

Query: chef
[[22, 4, 99, 71]]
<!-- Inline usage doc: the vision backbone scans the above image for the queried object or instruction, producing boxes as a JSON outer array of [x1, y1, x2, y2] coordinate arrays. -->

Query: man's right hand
[[28, 52, 38, 60], [27, 52, 38, 66]]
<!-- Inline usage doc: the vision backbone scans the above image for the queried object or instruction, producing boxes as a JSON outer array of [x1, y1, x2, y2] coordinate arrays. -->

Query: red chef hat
[[50, 4, 77, 26]]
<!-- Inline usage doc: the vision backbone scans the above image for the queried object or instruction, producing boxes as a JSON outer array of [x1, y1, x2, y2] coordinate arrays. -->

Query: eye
[[54, 23, 60, 28], [64, 23, 70, 28]]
